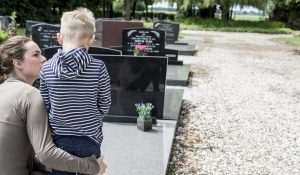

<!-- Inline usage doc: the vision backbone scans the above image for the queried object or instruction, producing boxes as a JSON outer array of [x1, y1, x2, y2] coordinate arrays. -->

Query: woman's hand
[[95, 156, 107, 175]]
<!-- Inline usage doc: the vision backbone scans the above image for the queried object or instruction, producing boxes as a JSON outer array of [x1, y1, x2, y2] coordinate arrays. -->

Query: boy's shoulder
[[89, 55, 105, 67]]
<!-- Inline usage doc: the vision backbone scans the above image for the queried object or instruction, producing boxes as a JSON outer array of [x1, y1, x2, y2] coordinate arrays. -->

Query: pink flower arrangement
[[134, 44, 147, 56]]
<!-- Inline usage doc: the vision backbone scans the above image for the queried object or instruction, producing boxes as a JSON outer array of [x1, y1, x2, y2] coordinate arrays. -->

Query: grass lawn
[[17, 28, 25, 36], [144, 16, 293, 34], [274, 35, 300, 47]]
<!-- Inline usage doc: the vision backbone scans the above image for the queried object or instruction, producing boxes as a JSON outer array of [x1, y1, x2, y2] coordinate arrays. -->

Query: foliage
[[176, 17, 286, 28], [270, 0, 300, 29], [0, 30, 9, 44], [6, 11, 17, 36], [135, 102, 154, 120]]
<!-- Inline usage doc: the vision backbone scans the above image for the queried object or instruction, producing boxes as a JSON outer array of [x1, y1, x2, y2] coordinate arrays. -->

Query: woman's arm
[[26, 88, 100, 174]]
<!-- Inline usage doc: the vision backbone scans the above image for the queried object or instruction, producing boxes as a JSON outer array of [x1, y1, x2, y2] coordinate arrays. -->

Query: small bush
[[0, 30, 9, 44]]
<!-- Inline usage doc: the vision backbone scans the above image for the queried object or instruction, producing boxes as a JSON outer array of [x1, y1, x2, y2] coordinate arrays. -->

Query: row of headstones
[[26, 20, 182, 65], [41, 48, 167, 123], [26, 20, 174, 122], [88, 20, 181, 65]]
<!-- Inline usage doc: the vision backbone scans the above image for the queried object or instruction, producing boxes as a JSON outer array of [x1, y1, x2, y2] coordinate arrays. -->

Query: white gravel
[[168, 31, 300, 175]]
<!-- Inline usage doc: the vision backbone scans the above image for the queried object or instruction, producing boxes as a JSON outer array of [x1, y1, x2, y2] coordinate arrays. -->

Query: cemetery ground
[[168, 30, 300, 174]]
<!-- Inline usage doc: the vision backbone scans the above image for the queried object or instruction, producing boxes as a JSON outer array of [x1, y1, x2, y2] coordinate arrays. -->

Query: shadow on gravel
[[292, 49, 300, 55], [187, 65, 209, 87]]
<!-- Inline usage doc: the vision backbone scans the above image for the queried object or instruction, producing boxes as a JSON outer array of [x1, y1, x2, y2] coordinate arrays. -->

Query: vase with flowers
[[135, 102, 154, 131], [134, 44, 147, 56]]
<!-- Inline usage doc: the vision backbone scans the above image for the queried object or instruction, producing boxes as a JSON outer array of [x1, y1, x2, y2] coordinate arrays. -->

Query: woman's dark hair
[[0, 36, 31, 83]]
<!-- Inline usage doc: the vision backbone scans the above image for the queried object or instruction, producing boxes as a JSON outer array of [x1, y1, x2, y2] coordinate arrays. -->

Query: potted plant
[[135, 102, 154, 131], [133, 44, 147, 56]]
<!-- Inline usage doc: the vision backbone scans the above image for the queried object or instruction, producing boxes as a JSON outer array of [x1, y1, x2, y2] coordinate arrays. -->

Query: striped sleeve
[[39, 69, 51, 112], [97, 64, 111, 116]]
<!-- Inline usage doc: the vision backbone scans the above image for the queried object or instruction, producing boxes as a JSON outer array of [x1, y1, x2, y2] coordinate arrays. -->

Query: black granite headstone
[[31, 23, 60, 50], [122, 28, 165, 56], [91, 54, 167, 122], [43, 46, 122, 60], [25, 20, 44, 37], [153, 21, 179, 44]]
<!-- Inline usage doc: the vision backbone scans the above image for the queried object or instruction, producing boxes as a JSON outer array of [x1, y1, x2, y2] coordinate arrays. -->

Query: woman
[[0, 36, 106, 175]]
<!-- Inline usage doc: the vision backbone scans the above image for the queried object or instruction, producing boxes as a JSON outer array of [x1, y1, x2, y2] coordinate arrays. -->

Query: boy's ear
[[57, 33, 63, 45], [87, 34, 95, 47]]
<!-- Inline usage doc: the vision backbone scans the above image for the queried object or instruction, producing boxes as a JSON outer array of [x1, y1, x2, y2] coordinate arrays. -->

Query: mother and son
[[0, 7, 111, 175]]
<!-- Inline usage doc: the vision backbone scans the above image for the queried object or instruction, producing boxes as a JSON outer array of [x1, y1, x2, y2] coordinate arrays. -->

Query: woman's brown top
[[0, 77, 99, 175]]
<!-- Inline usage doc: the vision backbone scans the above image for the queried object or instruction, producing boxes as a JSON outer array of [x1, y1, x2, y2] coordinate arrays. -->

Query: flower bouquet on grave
[[133, 44, 148, 56], [135, 102, 154, 131]]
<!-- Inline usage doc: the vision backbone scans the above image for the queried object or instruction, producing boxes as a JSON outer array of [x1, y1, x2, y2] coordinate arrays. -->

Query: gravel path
[[168, 31, 300, 175]]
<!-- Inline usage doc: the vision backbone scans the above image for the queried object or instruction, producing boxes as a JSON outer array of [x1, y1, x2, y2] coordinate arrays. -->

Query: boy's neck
[[62, 42, 88, 52]]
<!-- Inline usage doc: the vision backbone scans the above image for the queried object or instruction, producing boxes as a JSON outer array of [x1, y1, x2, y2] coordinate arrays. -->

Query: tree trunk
[[125, 0, 132, 20], [145, 3, 148, 20], [102, 0, 106, 17], [221, 1, 230, 20], [132, 0, 137, 19], [109, 2, 113, 18]]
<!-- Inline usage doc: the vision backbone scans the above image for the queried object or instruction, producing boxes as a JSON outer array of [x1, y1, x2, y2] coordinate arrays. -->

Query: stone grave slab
[[31, 23, 60, 50], [91, 54, 168, 122], [166, 65, 190, 86], [153, 21, 179, 44], [25, 20, 44, 37], [94, 18, 123, 47], [101, 88, 183, 175], [122, 28, 165, 56], [102, 20, 143, 47], [166, 43, 197, 56], [43, 46, 122, 59]]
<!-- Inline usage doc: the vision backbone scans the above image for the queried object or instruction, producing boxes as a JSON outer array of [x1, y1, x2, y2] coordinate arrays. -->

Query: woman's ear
[[87, 34, 95, 47], [13, 59, 23, 70], [57, 33, 63, 45]]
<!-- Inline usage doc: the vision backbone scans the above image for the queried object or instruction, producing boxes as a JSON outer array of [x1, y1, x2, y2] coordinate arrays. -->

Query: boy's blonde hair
[[60, 8, 95, 43]]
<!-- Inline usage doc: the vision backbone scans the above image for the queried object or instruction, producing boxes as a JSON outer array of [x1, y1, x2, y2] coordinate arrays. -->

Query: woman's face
[[20, 41, 46, 81]]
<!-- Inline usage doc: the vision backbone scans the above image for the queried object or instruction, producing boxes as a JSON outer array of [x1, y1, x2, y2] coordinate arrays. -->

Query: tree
[[168, 0, 272, 20]]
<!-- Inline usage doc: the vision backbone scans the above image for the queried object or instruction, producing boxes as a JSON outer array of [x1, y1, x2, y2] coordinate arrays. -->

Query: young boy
[[40, 8, 111, 175]]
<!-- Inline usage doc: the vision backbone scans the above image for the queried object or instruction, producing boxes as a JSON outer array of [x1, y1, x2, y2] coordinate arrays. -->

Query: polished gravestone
[[122, 28, 165, 55], [153, 21, 180, 44], [92, 54, 168, 122], [166, 65, 191, 86], [122, 28, 182, 65], [31, 23, 60, 50], [101, 20, 143, 47], [25, 20, 44, 37], [43, 46, 122, 59]]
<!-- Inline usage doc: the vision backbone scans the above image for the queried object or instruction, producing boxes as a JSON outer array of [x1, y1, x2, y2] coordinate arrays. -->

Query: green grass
[[176, 17, 293, 34], [145, 17, 293, 34], [216, 14, 268, 21], [17, 28, 25, 36], [274, 35, 300, 47]]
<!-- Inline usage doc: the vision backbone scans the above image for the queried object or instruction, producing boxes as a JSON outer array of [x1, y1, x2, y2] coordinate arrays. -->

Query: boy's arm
[[39, 70, 51, 111], [26, 89, 100, 174], [97, 64, 111, 116]]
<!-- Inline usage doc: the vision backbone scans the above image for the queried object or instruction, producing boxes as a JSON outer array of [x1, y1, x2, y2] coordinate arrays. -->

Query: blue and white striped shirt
[[40, 48, 111, 144]]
